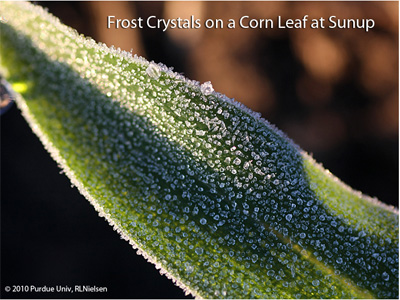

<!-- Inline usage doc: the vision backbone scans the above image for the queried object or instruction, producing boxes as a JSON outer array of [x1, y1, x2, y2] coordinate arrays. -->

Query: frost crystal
[[195, 247, 204, 255], [146, 62, 161, 79], [200, 81, 214, 95]]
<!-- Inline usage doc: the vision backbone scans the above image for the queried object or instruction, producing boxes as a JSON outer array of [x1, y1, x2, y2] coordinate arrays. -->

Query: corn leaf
[[0, 2, 398, 298]]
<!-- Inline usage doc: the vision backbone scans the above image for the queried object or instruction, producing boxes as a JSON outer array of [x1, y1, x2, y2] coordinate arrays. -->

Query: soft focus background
[[1, 1, 398, 299]]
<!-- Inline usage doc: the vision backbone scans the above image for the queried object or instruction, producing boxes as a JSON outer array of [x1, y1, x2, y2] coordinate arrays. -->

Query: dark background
[[1, 1, 398, 299]]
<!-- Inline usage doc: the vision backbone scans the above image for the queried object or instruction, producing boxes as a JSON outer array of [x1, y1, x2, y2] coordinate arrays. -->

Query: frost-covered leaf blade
[[0, 2, 398, 298]]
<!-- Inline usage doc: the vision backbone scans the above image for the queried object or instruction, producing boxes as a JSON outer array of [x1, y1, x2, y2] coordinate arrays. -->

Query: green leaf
[[1, 2, 398, 298]]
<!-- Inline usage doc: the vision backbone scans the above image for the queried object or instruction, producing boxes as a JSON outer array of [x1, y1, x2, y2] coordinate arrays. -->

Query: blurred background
[[1, 1, 398, 299]]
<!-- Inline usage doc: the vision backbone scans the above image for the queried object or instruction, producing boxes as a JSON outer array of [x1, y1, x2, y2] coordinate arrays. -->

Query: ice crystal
[[146, 62, 161, 80], [200, 81, 214, 95]]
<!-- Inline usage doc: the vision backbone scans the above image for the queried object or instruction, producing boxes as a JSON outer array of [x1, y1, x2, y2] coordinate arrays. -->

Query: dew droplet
[[146, 62, 161, 79], [195, 247, 203, 255], [382, 272, 389, 281], [200, 218, 207, 225], [285, 214, 292, 222], [186, 265, 194, 273], [233, 157, 241, 165], [200, 81, 214, 95], [312, 279, 320, 287]]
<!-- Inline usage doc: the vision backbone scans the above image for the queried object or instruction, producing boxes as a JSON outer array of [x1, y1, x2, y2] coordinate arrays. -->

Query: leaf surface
[[0, 2, 398, 298]]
